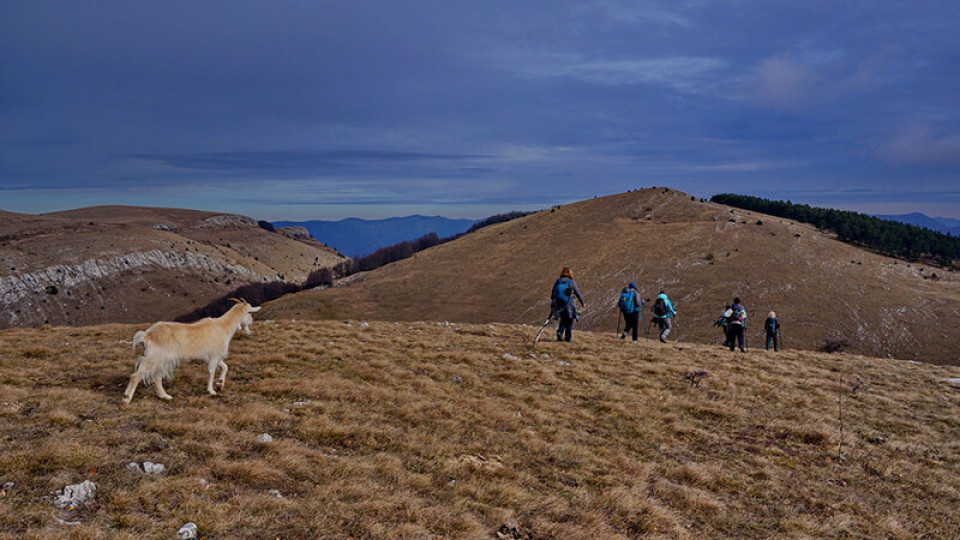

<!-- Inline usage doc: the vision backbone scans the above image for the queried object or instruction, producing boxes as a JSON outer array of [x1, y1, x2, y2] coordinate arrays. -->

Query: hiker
[[617, 281, 643, 341], [727, 297, 747, 352], [551, 267, 585, 342], [714, 305, 733, 348], [765, 311, 781, 351], [651, 289, 676, 343]]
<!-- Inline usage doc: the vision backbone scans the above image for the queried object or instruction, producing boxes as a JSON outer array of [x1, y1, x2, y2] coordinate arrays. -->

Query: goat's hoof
[[208, 390, 218, 396], [158, 394, 173, 401]]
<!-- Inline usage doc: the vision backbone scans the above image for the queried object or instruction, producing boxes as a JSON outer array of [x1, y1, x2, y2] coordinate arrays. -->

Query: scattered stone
[[196, 478, 209, 487], [451, 376, 462, 383], [683, 370, 709, 388], [292, 399, 312, 406], [868, 435, 887, 445], [943, 378, 960, 387], [257, 433, 274, 443], [557, 361, 571, 367], [496, 524, 532, 539], [126, 462, 142, 474], [502, 353, 519, 361], [143, 461, 165, 474], [267, 489, 284, 498], [540, 353, 550, 359], [0, 481, 13, 498], [52, 480, 96, 510], [177, 522, 199, 540], [359, 321, 369, 328], [57, 518, 82, 526]]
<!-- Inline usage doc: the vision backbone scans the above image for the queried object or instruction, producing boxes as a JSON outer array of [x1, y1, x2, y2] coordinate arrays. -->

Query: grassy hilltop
[[263, 188, 960, 365], [2, 320, 960, 538]]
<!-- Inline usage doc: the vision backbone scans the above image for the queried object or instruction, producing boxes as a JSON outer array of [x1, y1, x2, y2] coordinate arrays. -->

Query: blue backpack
[[553, 278, 572, 308], [618, 290, 637, 313]]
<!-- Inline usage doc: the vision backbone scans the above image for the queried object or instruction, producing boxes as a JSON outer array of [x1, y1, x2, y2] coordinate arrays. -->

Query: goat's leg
[[206, 359, 218, 396], [216, 359, 228, 391], [122, 371, 143, 404], [153, 377, 173, 401]]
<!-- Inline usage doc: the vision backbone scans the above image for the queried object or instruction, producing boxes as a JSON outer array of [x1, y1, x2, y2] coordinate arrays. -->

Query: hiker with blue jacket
[[727, 297, 747, 352], [651, 289, 677, 343], [618, 281, 643, 341], [551, 267, 585, 342], [765, 311, 780, 351]]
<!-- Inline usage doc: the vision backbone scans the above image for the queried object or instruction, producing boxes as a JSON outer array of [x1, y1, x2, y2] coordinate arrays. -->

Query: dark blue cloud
[[2, 1, 959, 219]]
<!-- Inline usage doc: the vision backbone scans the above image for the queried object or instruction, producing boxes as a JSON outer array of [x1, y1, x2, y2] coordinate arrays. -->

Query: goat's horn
[[228, 297, 243, 304]]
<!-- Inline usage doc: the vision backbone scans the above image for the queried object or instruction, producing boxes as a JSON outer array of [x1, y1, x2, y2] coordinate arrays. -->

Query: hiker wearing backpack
[[651, 290, 676, 343], [714, 305, 733, 348], [617, 281, 643, 342], [765, 311, 781, 351], [551, 267, 585, 342], [727, 297, 747, 352]]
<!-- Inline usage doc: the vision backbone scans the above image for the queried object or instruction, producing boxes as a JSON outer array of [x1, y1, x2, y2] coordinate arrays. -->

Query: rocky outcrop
[[191, 214, 258, 230], [277, 226, 312, 239], [0, 249, 270, 306]]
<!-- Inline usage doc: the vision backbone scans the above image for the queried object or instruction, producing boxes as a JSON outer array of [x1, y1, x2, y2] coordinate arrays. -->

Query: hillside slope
[[1, 321, 959, 538], [263, 188, 960, 364], [0, 206, 346, 328]]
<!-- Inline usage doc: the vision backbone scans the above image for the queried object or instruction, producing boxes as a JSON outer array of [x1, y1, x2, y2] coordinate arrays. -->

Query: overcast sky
[[2, 1, 959, 220]]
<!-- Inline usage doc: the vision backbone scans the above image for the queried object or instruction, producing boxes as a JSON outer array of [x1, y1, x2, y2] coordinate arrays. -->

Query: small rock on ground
[[177, 522, 199, 539], [257, 433, 274, 443], [52, 480, 96, 510]]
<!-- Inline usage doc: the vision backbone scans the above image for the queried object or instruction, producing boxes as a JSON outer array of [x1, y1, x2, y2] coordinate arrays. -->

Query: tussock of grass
[[1, 320, 959, 538]]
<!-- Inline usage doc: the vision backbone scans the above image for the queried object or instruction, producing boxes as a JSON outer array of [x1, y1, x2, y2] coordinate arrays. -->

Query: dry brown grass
[[263, 188, 960, 365], [1, 319, 959, 538]]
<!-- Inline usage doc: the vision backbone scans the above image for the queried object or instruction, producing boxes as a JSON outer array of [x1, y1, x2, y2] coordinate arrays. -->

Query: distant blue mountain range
[[273, 215, 477, 258], [874, 213, 960, 236]]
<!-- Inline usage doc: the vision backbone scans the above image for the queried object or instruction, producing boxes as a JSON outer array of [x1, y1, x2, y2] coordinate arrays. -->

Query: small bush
[[818, 339, 849, 354]]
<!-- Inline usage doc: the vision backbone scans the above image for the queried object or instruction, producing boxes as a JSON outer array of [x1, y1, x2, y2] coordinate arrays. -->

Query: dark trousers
[[722, 325, 733, 347], [622, 312, 639, 341], [766, 333, 779, 351], [557, 314, 574, 342], [729, 324, 745, 351]]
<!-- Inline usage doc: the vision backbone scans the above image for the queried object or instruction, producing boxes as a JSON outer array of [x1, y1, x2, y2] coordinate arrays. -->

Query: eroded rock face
[[0, 250, 267, 305], [0, 249, 273, 328]]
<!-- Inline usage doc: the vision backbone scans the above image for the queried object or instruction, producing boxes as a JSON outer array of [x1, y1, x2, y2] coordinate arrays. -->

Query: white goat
[[122, 298, 260, 403]]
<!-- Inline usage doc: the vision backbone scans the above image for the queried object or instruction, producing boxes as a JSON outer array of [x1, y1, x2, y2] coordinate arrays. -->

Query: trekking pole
[[641, 301, 647, 339], [616, 310, 622, 338], [533, 309, 554, 351], [674, 313, 679, 342]]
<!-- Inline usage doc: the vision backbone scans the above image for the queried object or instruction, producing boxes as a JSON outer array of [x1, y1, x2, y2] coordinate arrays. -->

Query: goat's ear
[[249, 306, 261, 312]]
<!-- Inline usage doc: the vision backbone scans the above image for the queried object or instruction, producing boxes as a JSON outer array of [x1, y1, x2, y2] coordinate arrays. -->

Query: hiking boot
[[620, 332, 626, 340]]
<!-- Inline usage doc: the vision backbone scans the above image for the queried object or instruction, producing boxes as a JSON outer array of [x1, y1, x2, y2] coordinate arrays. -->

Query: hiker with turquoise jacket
[[618, 281, 643, 342], [651, 289, 676, 343], [551, 267, 585, 342]]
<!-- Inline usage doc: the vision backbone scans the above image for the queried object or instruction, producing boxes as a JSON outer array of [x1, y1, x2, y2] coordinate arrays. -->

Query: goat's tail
[[132, 331, 146, 353]]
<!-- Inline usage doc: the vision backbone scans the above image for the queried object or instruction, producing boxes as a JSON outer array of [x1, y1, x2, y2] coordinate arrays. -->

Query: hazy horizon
[[3, 2, 960, 220]]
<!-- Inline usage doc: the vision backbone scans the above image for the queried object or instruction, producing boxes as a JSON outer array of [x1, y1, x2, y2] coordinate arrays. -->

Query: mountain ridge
[[273, 215, 476, 257], [0, 205, 346, 328]]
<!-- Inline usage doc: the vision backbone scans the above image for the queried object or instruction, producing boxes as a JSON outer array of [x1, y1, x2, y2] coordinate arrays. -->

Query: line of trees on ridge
[[711, 193, 960, 267]]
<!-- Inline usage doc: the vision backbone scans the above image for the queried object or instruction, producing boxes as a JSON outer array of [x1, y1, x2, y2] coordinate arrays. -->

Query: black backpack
[[652, 297, 667, 317]]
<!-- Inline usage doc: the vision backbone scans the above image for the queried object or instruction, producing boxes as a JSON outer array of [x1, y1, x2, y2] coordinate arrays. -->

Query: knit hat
[[628, 281, 636, 289]]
